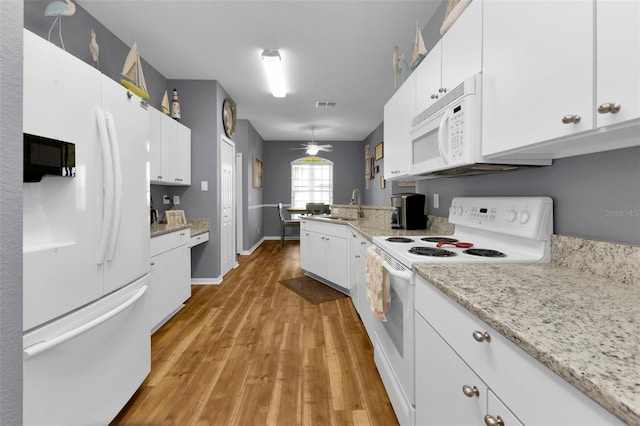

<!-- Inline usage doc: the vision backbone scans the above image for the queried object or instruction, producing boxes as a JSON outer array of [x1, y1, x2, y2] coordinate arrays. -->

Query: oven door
[[371, 251, 415, 425]]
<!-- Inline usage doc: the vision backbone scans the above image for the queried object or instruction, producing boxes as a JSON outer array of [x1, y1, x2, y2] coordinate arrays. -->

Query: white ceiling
[[84, 1, 442, 142]]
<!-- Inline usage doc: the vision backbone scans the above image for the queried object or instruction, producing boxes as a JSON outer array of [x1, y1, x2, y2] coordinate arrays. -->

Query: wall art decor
[[253, 156, 263, 189], [375, 141, 384, 160]]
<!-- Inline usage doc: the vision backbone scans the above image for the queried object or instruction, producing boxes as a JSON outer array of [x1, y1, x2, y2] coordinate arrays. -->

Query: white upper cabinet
[[415, 0, 482, 115], [596, 0, 640, 127], [415, 42, 442, 114], [481, 0, 594, 158], [482, 0, 640, 159], [149, 107, 191, 186], [384, 71, 416, 180]]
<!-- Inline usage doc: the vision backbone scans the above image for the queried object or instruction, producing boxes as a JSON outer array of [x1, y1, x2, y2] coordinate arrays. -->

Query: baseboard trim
[[240, 237, 265, 255], [191, 277, 222, 285]]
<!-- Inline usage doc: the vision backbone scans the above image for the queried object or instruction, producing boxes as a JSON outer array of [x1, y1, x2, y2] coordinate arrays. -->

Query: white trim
[[240, 237, 265, 255], [191, 277, 222, 285], [264, 236, 300, 241]]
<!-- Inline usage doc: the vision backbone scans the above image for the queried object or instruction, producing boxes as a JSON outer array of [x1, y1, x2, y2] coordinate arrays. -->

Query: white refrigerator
[[22, 29, 151, 425]]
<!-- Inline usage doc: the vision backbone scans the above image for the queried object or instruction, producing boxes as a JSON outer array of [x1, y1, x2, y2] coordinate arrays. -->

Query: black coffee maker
[[391, 193, 427, 230]]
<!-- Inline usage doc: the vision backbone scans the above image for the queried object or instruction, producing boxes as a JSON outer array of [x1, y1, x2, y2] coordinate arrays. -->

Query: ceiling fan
[[290, 128, 333, 156]]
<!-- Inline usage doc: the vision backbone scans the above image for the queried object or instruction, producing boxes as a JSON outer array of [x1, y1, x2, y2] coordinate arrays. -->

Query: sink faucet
[[350, 188, 364, 218]]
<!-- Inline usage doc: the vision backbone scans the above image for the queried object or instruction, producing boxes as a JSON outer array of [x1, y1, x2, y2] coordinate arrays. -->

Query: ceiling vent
[[315, 101, 336, 108]]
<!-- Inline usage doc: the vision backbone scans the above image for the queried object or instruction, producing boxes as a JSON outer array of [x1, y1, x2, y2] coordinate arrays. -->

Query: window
[[291, 157, 333, 208]]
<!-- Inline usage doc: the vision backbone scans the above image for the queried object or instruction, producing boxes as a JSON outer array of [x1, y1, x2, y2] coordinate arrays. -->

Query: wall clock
[[222, 98, 236, 137]]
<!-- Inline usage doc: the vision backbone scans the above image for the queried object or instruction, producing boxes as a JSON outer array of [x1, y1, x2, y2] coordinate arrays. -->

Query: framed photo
[[375, 141, 384, 160], [380, 176, 386, 189], [166, 209, 186, 225], [398, 180, 416, 187], [253, 156, 263, 189]]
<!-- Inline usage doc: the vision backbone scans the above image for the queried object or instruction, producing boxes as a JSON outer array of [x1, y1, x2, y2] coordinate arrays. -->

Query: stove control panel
[[449, 197, 553, 240]]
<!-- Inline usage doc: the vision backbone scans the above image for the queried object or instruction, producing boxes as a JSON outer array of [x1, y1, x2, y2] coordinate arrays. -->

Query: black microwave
[[24, 133, 76, 182]]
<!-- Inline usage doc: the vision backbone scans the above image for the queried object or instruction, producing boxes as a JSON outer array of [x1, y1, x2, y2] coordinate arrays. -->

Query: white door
[[220, 136, 235, 276], [101, 75, 150, 294], [22, 30, 104, 331]]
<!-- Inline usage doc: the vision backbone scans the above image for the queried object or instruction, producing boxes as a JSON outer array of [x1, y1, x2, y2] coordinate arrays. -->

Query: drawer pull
[[484, 415, 504, 426], [561, 114, 581, 124], [472, 330, 491, 342], [462, 385, 479, 398], [598, 102, 621, 114]]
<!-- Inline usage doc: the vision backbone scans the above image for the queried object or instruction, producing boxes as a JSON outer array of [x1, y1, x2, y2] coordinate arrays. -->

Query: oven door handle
[[381, 260, 412, 282]]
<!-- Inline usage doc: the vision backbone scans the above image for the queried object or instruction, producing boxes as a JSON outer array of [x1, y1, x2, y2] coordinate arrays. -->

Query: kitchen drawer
[[415, 275, 622, 425], [150, 228, 190, 257], [189, 232, 209, 248], [304, 220, 347, 238]]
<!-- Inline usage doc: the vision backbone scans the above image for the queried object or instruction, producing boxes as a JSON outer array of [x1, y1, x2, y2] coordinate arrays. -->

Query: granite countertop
[[150, 218, 210, 238], [413, 262, 640, 424]]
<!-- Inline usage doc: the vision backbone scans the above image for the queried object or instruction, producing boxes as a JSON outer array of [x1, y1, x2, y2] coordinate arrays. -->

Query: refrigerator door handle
[[95, 107, 114, 265], [23, 284, 148, 359], [105, 112, 123, 262]]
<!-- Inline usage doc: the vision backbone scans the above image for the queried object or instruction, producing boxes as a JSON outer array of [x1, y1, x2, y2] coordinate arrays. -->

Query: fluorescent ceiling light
[[306, 145, 320, 156], [261, 49, 286, 98]]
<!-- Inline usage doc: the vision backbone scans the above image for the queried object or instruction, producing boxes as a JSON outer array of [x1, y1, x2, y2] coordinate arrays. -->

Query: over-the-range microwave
[[410, 73, 550, 177]]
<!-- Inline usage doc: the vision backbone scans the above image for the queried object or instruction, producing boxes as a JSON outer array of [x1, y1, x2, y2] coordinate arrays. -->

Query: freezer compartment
[[23, 275, 150, 426]]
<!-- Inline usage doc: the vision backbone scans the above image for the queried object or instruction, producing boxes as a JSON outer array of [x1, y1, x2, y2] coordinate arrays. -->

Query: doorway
[[220, 135, 235, 277]]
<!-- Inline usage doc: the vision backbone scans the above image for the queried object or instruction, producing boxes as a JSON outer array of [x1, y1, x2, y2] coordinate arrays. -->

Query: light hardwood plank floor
[[111, 240, 399, 426]]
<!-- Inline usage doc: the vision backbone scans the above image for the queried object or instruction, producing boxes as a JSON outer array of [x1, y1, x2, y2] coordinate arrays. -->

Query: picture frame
[[398, 180, 416, 187], [166, 209, 187, 225], [380, 176, 386, 189], [253, 156, 263, 189], [375, 141, 384, 161]]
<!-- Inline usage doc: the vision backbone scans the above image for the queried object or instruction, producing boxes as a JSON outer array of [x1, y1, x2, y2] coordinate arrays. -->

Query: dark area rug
[[279, 276, 348, 304]]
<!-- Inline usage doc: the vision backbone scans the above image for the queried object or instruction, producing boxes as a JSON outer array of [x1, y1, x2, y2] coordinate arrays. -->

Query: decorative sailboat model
[[120, 40, 150, 99], [410, 21, 427, 70]]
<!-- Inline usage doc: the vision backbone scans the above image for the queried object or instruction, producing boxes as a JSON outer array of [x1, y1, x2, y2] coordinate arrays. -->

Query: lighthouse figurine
[[171, 88, 181, 121]]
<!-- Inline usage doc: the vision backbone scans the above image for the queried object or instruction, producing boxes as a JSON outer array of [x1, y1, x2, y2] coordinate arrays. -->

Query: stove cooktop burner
[[421, 237, 459, 243], [409, 247, 457, 257], [386, 237, 414, 243], [463, 248, 506, 258]]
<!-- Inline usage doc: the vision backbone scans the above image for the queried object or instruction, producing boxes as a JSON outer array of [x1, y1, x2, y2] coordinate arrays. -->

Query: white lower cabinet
[[300, 219, 349, 290], [149, 229, 191, 331], [415, 275, 622, 426], [348, 229, 375, 337]]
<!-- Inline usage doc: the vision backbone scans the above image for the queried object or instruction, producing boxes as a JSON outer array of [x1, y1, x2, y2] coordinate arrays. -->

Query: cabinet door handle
[[430, 93, 439, 99], [561, 114, 581, 124], [360, 241, 367, 245], [438, 87, 447, 93], [472, 330, 491, 342], [597, 102, 621, 114], [462, 385, 480, 398], [150, 261, 155, 266], [484, 415, 505, 426]]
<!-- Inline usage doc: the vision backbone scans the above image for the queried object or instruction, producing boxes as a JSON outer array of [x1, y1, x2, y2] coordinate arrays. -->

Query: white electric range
[[369, 196, 553, 426]]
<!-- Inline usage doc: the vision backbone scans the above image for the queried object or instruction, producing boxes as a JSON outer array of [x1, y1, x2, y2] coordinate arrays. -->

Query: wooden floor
[[111, 240, 399, 426]]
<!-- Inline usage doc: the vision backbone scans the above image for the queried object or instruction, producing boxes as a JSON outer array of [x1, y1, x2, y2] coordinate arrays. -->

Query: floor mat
[[279, 276, 348, 304]]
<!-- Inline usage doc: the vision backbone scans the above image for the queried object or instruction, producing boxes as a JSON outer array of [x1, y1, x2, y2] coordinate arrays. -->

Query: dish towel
[[365, 246, 390, 322]]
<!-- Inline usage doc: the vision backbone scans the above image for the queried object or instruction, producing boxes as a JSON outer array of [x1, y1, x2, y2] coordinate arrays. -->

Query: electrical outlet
[[173, 195, 180, 205], [163, 195, 170, 205], [433, 194, 440, 209]]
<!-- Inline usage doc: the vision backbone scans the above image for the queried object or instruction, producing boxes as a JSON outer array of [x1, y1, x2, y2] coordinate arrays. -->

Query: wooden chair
[[278, 203, 300, 248]]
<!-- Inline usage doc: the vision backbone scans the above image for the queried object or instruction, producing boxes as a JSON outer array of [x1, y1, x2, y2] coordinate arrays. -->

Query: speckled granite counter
[[150, 218, 210, 238], [414, 256, 640, 424]]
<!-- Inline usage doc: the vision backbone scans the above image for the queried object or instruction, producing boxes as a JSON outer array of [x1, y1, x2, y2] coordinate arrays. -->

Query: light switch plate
[[201, 181, 208, 191], [163, 195, 170, 205], [173, 195, 180, 205], [433, 194, 439, 209]]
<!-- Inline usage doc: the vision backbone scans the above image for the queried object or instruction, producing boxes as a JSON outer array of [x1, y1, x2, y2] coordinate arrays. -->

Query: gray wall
[[24, 0, 168, 111], [362, 123, 393, 206], [235, 120, 264, 251], [1, 1, 24, 423], [152, 80, 236, 280], [415, 147, 640, 245], [262, 140, 364, 237]]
